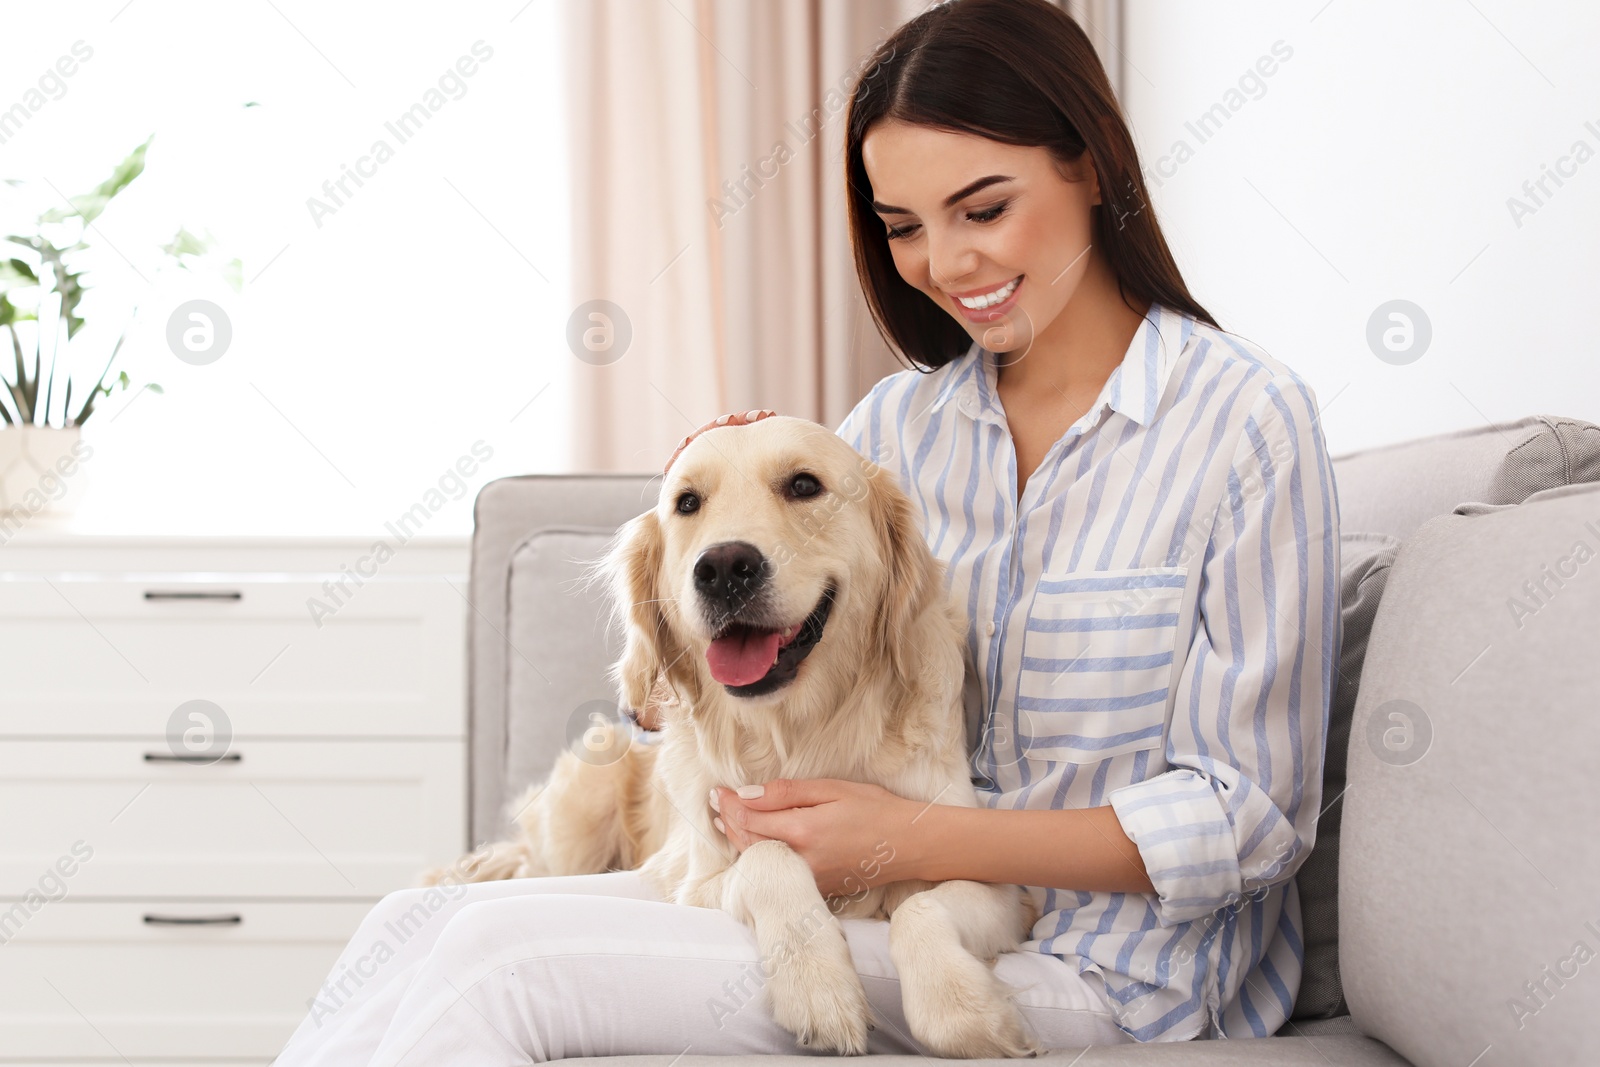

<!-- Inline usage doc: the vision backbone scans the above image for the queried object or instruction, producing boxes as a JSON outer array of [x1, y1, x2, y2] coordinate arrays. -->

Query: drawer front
[[0, 577, 465, 737], [0, 740, 463, 898], [0, 900, 369, 1060]]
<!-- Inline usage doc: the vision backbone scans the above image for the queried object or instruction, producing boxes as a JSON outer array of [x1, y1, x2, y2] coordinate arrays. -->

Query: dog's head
[[592, 415, 946, 715]]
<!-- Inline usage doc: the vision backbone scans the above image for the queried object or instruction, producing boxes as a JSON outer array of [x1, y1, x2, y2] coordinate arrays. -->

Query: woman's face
[[861, 119, 1100, 355]]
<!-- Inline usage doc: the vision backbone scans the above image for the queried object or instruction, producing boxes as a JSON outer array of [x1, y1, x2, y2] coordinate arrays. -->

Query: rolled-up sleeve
[[1107, 376, 1342, 927]]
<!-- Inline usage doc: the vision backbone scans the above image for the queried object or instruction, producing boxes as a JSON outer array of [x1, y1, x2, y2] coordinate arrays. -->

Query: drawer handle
[[143, 752, 243, 764], [143, 590, 243, 601], [143, 913, 243, 926]]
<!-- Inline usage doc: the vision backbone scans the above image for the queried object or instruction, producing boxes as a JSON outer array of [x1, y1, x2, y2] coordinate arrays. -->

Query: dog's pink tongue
[[706, 629, 783, 686]]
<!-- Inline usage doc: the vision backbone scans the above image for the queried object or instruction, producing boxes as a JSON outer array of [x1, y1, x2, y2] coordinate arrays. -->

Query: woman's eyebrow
[[871, 174, 1016, 215]]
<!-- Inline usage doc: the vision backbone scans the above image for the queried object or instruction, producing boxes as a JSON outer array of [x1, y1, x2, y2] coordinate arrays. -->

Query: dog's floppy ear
[[590, 509, 690, 714], [864, 461, 948, 697]]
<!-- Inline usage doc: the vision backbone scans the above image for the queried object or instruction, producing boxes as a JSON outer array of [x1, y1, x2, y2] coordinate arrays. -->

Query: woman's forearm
[[901, 802, 1156, 896]]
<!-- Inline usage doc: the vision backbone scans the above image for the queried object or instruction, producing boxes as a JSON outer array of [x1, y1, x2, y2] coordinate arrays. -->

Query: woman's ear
[[865, 462, 947, 699], [1052, 148, 1102, 206], [1080, 158, 1103, 207], [595, 509, 686, 714]]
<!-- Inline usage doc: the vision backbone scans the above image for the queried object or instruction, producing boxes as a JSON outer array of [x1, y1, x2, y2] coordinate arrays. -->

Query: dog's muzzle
[[693, 541, 835, 697]]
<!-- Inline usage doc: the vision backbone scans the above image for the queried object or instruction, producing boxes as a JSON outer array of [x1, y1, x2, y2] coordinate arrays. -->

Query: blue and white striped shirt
[[834, 303, 1342, 1043]]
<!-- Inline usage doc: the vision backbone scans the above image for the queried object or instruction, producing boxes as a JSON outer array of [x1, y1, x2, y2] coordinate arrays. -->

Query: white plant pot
[[0, 426, 92, 529]]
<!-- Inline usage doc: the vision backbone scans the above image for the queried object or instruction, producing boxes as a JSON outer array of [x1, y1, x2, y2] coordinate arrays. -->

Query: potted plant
[[0, 136, 238, 526]]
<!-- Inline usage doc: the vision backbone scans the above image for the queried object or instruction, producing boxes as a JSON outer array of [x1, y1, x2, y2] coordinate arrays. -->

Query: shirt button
[[985, 621, 997, 636]]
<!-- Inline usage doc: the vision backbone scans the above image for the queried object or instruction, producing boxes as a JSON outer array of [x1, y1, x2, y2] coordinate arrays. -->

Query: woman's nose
[[924, 226, 980, 292]]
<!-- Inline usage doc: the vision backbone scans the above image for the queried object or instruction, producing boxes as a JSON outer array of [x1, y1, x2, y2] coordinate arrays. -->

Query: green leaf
[[41, 134, 154, 225], [0, 297, 38, 325], [3, 320, 31, 424], [146, 383, 164, 394], [71, 321, 130, 428], [6, 322, 27, 406], [42, 343, 55, 426], [0, 295, 34, 329], [61, 282, 87, 339], [222, 257, 244, 293], [5, 381, 29, 423], [32, 238, 87, 340], [160, 225, 214, 260], [0, 258, 38, 288], [22, 347, 40, 420]]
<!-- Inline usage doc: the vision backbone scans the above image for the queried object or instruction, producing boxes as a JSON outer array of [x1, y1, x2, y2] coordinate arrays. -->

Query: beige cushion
[[1301, 413, 1600, 1026], [1340, 481, 1600, 1065], [1291, 533, 1401, 1020], [500, 526, 628, 833]]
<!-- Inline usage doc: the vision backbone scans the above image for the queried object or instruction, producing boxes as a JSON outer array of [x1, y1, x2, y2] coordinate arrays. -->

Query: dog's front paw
[[902, 956, 1042, 1059], [766, 937, 872, 1055]]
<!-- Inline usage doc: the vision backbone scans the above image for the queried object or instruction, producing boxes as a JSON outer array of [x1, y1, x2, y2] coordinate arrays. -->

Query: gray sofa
[[466, 414, 1600, 1065]]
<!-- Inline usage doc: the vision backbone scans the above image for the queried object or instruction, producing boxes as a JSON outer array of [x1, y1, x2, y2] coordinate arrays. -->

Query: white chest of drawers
[[0, 532, 470, 1063]]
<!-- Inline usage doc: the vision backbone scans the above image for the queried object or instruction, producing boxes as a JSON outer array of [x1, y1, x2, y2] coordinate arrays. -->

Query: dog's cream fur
[[429, 416, 1037, 1057]]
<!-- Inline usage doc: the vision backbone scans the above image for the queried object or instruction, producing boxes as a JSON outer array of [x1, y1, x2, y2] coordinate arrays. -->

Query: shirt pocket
[[1016, 564, 1190, 764]]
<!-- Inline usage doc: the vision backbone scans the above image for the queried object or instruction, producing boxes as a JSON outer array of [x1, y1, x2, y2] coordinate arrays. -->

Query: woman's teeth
[[956, 276, 1020, 309]]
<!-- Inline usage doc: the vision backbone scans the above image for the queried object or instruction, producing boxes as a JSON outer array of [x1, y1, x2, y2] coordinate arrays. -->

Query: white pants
[[273, 871, 1131, 1063]]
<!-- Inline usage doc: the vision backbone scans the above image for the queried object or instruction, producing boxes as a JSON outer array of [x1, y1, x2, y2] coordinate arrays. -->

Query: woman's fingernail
[[714, 817, 726, 834], [709, 788, 720, 812], [736, 784, 764, 799]]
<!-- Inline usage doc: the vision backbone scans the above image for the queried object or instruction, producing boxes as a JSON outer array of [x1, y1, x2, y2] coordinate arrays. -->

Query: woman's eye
[[789, 473, 822, 498], [885, 202, 1006, 240], [676, 492, 700, 514], [968, 201, 1009, 223]]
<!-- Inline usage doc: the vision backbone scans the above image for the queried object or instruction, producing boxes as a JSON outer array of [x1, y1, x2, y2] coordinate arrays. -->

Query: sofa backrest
[[1338, 479, 1600, 1066], [1330, 415, 1599, 541]]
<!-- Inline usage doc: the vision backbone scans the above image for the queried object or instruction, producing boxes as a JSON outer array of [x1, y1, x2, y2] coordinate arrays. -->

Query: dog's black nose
[[693, 541, 769, 610]]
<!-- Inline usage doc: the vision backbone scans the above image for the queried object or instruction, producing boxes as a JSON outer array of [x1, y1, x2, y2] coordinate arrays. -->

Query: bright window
[[0, 0, 571, 536]]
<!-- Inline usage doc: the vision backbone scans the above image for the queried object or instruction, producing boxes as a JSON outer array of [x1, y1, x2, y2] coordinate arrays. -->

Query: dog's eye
[[675, 492, 701, 515], [789, 473, 822, 498]]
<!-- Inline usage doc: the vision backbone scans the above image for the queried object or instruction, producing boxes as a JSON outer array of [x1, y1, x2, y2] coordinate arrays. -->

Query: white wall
[[1122, 0, 1600, 456], [0, 0, 570, 536]]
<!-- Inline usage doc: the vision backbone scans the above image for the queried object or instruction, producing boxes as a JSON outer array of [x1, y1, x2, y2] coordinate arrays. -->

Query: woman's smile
[[948, 274, 1024, 322]]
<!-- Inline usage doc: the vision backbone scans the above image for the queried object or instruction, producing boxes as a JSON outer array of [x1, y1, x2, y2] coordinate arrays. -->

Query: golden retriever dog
[[429, 415, 1037, 1057]]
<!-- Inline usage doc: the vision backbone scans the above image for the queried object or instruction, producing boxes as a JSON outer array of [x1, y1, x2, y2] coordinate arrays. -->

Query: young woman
[[274, 0, 1340, 1060]]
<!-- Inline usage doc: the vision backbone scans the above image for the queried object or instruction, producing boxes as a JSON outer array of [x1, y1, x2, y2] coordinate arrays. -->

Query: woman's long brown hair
[[845, 0, 1217, 370]]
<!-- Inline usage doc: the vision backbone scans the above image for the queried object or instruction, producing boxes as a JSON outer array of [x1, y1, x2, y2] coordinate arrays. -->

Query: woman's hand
[[710, 778, 923, 896]]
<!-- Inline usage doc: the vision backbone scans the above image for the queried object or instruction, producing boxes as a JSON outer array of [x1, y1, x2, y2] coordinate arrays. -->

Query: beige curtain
[[1067, 0, 1124, 90], [564, 0, 1123, 472]]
